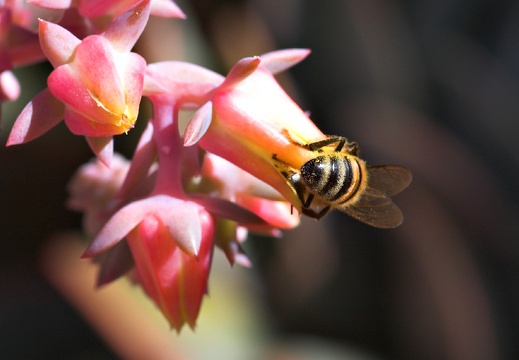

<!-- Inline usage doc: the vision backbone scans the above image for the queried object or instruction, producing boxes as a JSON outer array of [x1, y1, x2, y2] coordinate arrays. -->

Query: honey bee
[[274, 133, 412, 228]]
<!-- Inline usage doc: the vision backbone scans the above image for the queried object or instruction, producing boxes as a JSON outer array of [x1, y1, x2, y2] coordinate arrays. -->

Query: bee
[[274, 133, 412, 228]]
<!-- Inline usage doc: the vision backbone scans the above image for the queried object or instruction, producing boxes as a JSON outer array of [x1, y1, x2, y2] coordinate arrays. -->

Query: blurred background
[[1, 0, 519, 359]]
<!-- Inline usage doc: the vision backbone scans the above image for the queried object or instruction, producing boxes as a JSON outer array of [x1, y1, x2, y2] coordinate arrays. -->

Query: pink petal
[[78, 0, 141, 18], [219, 56, 261, 90], [119, 52, 146, 114], [86, 135, 114, 167], [6, 88, 64, 146], [48, 65, 111, 124], [260, 48, 311, 75], [183, 101, 213, 146], [115, 121, 157, 200], [200, 153, 285, 200], [29, 0, 73, 9], [158, 203, 203, 257], [83, 197, 156, 257], [74, 36, 125, 113], [102, 0, 151, 52], [83, 195, 200, 257], [237, 195, 299, 229], [189, 193, 268, 225], [38, 19, 80, 68], [63, 108, 127, 136], [144, 61, 222, 106], [128, 213, 213, 330]]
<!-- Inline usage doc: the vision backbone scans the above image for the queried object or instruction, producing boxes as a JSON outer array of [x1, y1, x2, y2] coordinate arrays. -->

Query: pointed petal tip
[[183, 101, 213, 146], [260, 48, 312, 74], [86, 136, 114, 167], [220, 56, 261, 89]]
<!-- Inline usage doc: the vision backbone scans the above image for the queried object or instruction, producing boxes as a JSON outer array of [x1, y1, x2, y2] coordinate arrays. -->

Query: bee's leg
[[301, 192, 314, 208], [290, 175, 330, 219], [281, 129, 359, 155], [272, 153, 307, 204], [289, 172, 311, 206], [306, 136, 346, 152], [307, 136, 358, 155]]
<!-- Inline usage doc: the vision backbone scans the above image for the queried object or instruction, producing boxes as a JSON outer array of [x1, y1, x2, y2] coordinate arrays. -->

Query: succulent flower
[[184, 49, 328, 211], [7, 1, 150, 165]]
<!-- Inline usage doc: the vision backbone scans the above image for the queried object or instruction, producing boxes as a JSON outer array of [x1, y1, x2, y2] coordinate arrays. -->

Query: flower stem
[[151, 101, 184, 196]]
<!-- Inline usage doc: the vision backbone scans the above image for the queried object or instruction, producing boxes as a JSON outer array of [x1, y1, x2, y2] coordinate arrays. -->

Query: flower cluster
[[3, 0, 410, 330], [1, 0, 319, 330]]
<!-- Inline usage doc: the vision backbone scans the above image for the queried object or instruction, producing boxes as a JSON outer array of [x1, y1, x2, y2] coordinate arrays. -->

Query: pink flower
[[81, 194, 214, 330], [70, 53, 307, 328], [7, 1, 150, 164], [127, 212, 213, 331], [184, 49, 327, 212]]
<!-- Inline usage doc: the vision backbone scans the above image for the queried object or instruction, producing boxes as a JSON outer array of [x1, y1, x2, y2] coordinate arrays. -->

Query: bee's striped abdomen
[[300, 154, 362, 205]]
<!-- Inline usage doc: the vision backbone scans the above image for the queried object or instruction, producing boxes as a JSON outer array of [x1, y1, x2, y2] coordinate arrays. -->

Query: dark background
[[1, 0, 519, 359]]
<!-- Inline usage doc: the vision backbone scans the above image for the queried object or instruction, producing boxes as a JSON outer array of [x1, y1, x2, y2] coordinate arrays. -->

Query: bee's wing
[[366, 165, 412, 197], [338, 186, 404, 228]]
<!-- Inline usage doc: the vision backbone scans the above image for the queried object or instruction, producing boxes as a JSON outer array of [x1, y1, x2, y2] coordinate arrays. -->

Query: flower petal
[[78, 0, 141, 19], [74, 36, 125, 114], [158, 203, 202, 257], [95, 240, 134, 286], [82, 197, 154, 257], [127, 212, 213, 330], [119, 52, 146, 115], [38, 19, 80, 68], [260, 48, 311, 75], [219, 56, 260, 89], [49, 65, 118, 125], [144, 61, 222, 107], [102, 0, 151, 52], [189, 193, 269, 225], [6, 88, 64, 146], [63, 108, 128, 136], [183, 101, 213, 146], [86, 135, 114, 167], [115, 121, 157, 200], [83, 195, 207, 257], [236, 195, 299, 229]]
